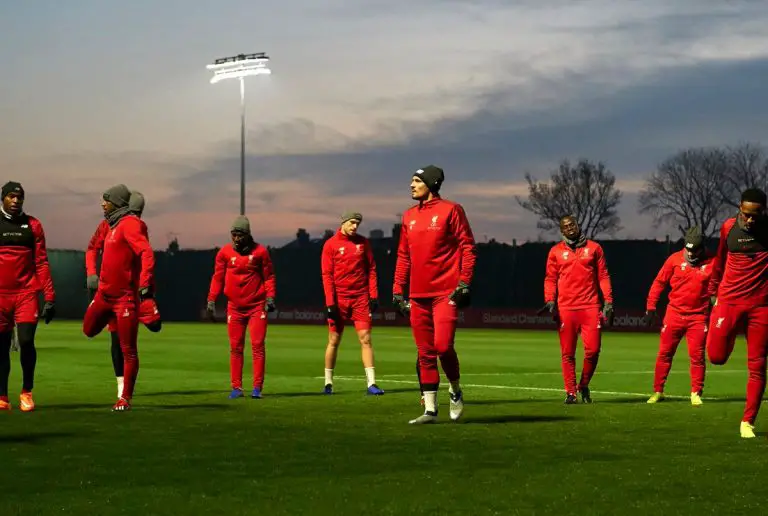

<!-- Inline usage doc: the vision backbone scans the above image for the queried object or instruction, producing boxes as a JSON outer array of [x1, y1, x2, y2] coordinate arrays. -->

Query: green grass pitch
[[1, 322, 766, 515]]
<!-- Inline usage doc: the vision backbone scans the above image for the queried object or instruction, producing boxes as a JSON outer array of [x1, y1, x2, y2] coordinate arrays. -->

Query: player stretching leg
[[82, 184, 155, 411], [86, 191, 162, 398], [706, 188, 768, 438], [207, 216, 276, 399], [540, 215, 613, 404], [321, 211, 383, 395], [393, 165, 477, 424], [643, 227, 713, 405], [0, 182, 56, 412]]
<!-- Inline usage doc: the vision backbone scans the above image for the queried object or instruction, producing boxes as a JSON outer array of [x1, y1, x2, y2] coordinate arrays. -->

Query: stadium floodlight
[[206, 53, 272, 216]]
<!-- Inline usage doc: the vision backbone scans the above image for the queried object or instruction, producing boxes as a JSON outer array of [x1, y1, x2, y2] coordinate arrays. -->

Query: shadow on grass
[[0, 432, 76, 443], [469, 398, 553, 406], [463, 414, 574, 424], [141, 389, 222, 397], [148, 403, 231, 410], [43, 402, 113, 410]]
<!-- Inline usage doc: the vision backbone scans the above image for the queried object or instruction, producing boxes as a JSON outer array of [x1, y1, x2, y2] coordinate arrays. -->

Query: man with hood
[[541, 215, 614, 404], [644, 226, 713, 406], [82, 184, 155, 411], [707, 188, 768, 438], [0, 181, 55, 412], [85, 190, 161, 399], [320, 211, 383, 395], [393, 165, 477, 424], [207, 216, 276, 399]]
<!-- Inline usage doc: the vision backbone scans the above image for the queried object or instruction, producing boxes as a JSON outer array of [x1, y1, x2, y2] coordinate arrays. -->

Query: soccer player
[[393, 165, 477, 424], [643, 226, 713, 405], [541, 215, 613, 404], [85, 191, 161, 398], [0, 181, 55, 412], [321, 211, 384, 395], [207, 216, 276, 399], [707, 188, 768, 438], [82, 184, 155, 411]]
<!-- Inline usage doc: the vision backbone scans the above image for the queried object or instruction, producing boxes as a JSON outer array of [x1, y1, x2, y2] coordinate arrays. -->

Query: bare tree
[[719, 142, 768, 208], [638, 147, 730, 238], [516, 159, 622, 238]]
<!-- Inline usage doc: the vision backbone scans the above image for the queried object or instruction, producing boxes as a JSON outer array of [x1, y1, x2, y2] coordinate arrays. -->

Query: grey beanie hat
[[231, 215, 251, 234], [103, 184, 131, 208], [341, 211, 363, 223], [684, 226, 704, 249], [129, 191, 145, 215]]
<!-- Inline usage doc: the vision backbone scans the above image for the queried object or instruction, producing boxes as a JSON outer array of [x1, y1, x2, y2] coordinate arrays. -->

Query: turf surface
[[0, 322, 766, 515]]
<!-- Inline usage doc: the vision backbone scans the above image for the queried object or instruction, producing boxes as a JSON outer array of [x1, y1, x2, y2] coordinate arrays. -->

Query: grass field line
[[378, 370, 744, 377], [324, 376, 722, 400]]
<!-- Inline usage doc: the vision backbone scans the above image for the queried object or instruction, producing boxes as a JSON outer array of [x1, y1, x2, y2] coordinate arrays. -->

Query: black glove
[[40, 302, 55, 324], [393, 294, 410, 317], [266, 297, 276, 313], [327, 304, 340, 321], [537, 301, 559, 323], [642, 309, 657, 327], [602, 303, 615, 327], [369, 298, 379, 313], [206, 301, 216, 321], [86, 275, 99, 291], [449, 281, 471, 308], [139, 286, 152, 301]]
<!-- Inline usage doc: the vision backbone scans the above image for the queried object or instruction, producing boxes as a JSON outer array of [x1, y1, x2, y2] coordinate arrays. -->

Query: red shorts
[[328, 296, 371, 333], [108, 298, 161, 332], [0, 291, 39, 332]]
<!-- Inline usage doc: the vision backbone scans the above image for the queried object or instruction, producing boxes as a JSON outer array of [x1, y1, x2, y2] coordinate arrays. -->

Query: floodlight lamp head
[[207, 53, 271, 84]]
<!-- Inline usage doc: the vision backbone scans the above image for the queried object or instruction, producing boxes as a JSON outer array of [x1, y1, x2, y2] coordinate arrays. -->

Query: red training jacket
[[544, 240, 612, 310], [321, 230, 377, 306], [87, 218, 156, 291], [85, 219, 108, 277], [0, 212, 55, 302], [98, 215, 155, 297], [208, 242, 276, 309], [708, 217, 768, 305], [646, 250, 714, 315], [393, 197, 476, 298]]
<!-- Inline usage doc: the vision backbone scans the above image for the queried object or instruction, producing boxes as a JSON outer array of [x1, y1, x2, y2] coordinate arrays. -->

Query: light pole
[[207, 53, 272, 216]]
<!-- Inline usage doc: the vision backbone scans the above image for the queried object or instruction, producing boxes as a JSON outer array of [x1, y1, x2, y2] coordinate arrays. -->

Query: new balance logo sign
[[716, 317, 724, 328]]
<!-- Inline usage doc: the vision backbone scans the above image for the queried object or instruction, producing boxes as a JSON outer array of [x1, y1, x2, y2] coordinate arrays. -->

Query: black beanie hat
[[414, 165, 445, 193], [103, 184, 131, 208], [2, 181, 24, 200], [685, 226, 704, 250]]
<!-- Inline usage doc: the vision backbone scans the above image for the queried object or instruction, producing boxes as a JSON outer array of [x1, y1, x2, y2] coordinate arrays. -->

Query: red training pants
[[83, 292, 139, 400], [227, 303, 268, 390], [707, 303, 768, 424], [328, 296, 371, 334], [653, 310, 707, 394], [409, 296, 460, 389], [0, 291, 39, 332], [558, 307, 602, 394], [108, 298, 161, 333]]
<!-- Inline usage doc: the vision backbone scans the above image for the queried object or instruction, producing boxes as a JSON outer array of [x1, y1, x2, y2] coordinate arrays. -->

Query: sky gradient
[[3, 1, 768, 249]]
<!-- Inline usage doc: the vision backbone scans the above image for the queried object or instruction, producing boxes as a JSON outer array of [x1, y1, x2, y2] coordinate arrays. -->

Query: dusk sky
[[3, 1, 768, 249]]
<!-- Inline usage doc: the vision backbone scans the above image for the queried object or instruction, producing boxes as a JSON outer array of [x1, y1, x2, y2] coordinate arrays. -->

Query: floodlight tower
[[206, 53, 272, 215]]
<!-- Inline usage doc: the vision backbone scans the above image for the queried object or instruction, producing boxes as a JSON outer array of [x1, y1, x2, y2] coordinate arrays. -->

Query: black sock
[[416, 358, 423, 395], [111, 332, 124, 377], [17, 323, 37, 392], [0, 332, 11, 397]]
